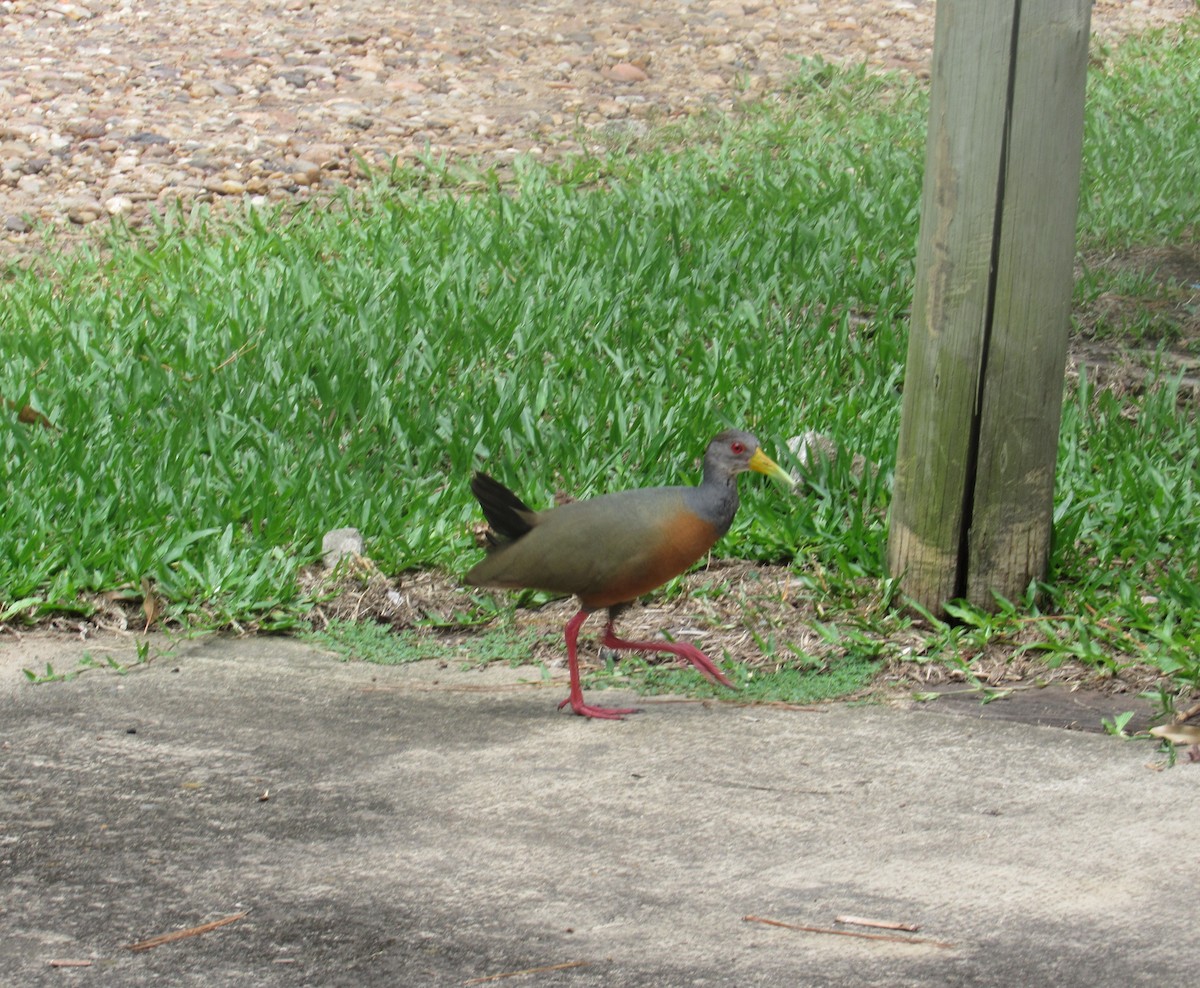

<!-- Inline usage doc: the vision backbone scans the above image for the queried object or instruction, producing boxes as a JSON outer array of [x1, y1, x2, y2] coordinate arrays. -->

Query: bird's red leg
[[557, 609, 642, 719], [601, 621, 736, 689]]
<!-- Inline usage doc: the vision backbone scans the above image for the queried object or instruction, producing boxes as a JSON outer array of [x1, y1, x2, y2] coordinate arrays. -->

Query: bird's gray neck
[[689, 469, 740, 536]]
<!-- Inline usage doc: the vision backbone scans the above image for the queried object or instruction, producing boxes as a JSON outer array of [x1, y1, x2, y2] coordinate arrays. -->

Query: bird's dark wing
[[470, 472, 537, 544]]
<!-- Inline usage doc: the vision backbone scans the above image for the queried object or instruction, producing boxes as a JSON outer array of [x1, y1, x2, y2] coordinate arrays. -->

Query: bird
[[464, 429, 794, 719]]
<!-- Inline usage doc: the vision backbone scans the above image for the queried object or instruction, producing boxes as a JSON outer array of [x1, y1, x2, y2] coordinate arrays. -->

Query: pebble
[[291, 160, 323, 185], [322, 527, 366, 569], [605, 62, 649, 83], [205, 178, 246, 196], [65, 198, 103, 225], [0, 0, 1189, 259], [104, 195, 134, 215]]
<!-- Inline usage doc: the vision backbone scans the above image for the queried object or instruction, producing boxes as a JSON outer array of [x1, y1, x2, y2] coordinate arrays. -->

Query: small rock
[[65, 198, 103, 224], [105, 195, 134, 215], [596, 99, 628, 119], [4, 214, 31, 233], [387, 76, 428, 94], [788, 431, 841, 470], [296, 144, 340, 167], [322, 527, 365, 569], [291, 158, 322, 182], [351, 55, 386, 74], [66, 118, 107, 140], [204, 177, 246, 195], [786, 431, 868, 481], [278, 70, 313, 88], [324, 98, 369, 119], [49, 3, 93, 22], [605, 62, 648, 83]]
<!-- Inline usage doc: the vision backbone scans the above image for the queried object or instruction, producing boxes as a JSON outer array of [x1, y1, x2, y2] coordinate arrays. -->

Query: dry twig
[[213, 338, 259, 373], [834, 914, 921, 932], [743, 914, 954, 949], [463, 959, 590, 985], [125, 911, 249, 952], [1175, 699, 1200, 724]]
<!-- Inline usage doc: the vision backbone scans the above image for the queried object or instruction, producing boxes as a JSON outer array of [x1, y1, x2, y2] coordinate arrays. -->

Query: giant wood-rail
[[465, 429, 793, 719]]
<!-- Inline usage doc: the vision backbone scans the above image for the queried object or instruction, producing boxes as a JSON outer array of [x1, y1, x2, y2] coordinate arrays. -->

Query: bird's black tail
[[470, 472, 535, 545]]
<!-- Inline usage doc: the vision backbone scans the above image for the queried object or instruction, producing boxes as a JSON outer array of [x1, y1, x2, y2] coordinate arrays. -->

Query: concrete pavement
[[1, 632, 1195, 987]]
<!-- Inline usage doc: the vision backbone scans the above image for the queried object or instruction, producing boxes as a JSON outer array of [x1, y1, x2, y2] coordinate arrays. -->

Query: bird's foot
[[668, 642, 736, 689], [557, 695, 642, 720], [601, 630, 736, 689]]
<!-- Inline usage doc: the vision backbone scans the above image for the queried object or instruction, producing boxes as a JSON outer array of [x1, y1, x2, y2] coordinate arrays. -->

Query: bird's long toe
[[674, 644, 736, 689], [558, 696, 642, 719]]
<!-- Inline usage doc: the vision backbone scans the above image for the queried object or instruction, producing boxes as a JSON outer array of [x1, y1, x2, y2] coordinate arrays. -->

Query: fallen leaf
[[141, 577, 160, 632], [1149, 724, 1200, 745], [4, 397, 57, 430]]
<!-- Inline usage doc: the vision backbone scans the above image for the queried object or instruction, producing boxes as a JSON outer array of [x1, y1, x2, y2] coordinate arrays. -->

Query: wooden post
[[887, 0, 1092, 615]]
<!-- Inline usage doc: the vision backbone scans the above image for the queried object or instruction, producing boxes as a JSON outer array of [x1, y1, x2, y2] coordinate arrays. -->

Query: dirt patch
[[901, 682, 1158, 735], [299, 557, 839, 671], [1070, 242, 1200, 402]]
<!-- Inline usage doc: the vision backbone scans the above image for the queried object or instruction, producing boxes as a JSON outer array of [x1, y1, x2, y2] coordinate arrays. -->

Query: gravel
[[1, 0, 1192, 258]]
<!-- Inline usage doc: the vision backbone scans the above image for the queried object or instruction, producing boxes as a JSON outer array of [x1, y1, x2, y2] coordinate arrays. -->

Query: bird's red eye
[[730, 441, 746, 455]]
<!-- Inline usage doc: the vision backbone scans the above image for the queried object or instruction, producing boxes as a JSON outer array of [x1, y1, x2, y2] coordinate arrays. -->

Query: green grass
[[306, 618, 550, 667], [1080, 26, 1200, 247], [3, 20, 1199, 700], [0, 60, 922, 616], [590, 652, 882, 706], [22, 639, 155, 684]]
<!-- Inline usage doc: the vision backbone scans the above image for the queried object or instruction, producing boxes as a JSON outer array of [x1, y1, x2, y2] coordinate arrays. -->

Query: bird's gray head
[[704, 429, 794, 486]]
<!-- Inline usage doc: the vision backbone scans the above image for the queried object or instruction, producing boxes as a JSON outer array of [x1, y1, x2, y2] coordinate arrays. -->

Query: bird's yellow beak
[[749, 448, 796, 487]]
